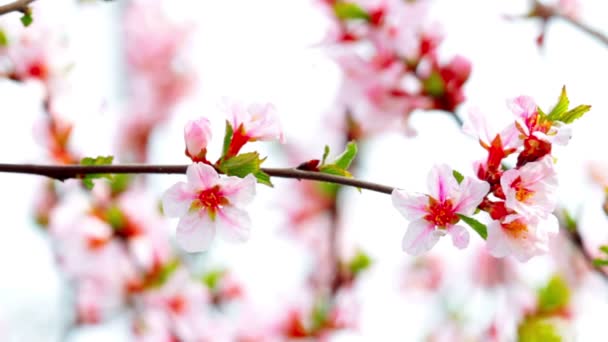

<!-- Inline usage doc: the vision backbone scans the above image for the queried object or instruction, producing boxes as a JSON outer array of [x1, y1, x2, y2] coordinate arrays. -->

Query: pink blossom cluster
[[393, 91, 588, 261], [319, 0, 471, 137], [163, 100, 283, 252], [118, 0, 196, 162]]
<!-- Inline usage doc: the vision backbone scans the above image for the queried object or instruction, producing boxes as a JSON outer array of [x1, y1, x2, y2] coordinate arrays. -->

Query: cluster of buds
[[393, 88, 590, 261], [163, 101, 284, 252], [319, 0, 471, 136]]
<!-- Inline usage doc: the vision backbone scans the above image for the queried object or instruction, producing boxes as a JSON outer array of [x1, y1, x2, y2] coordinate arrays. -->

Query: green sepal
[[105, 205, 125, 230], [218, 152, 273, 186], [149, 259, 180, 288], [80, 155, 114, 190], [457, 214, 487, 240], [423, 71, 445, 97]]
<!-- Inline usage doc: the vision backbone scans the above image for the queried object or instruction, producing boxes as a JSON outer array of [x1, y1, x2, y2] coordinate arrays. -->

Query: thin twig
[[0, 163, 396, 195], [0, 0, 36, 16]]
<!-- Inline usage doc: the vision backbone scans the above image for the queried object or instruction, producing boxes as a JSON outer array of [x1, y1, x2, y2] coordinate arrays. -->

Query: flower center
[[195, 185, 229, 218], [167, 295, 186, 314], [424, 197, 459, 228], [501, 218, 528, 238], [510, 176, 534, 203]]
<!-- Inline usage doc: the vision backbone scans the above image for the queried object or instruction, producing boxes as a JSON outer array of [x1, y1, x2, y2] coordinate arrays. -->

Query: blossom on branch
[[392, 164, 489, 255], [162, 163, 256, 252]]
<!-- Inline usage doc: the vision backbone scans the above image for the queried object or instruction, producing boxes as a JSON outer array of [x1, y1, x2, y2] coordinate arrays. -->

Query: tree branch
[[0, 0, 36, 16], [0, 163, 395, 195], [530, 0, 608, 48]]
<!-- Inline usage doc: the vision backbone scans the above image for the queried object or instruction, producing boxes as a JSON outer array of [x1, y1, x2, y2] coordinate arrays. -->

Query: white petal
[[162, 182, 194, 217], [454, 178, 490, 215], [485, 220, 510, 258], [401, 219, 440, 256], [216, 206, 251, 243], [176, 212, 216, 252], [391, 189, 428, 220], [448, 225, 470, 249], [427, 164, 458, 202], [220, 174, 256, 205], [187, 163, 219, 190]]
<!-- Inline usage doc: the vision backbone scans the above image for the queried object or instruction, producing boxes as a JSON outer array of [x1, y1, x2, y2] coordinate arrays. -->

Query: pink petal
[[401, 219, 442, 256], [176, 212, 216, 252], [454, 177, 490, 215], [462, 107, 490, 143], [427, 164, 457, 202], [220, 174, 256, 206], [485, 220, 510, 258], [448, 225, 470, 249], [507, 96, 537, 119], [187, 163, 219, 190], [216, 206, 252, 243], [162, 182, 194, 217], [391, 189, 429, 220]]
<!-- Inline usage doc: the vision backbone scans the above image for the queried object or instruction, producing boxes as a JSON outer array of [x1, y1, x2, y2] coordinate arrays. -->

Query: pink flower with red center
[[508, 96, 571, 146], [486, 213, 558, 262], [501, 155, 558, 219], [184, 117, 212, 162], [162, 163, 256, 252], [392, 164, 490, 255], [223, 101, 285, 157]]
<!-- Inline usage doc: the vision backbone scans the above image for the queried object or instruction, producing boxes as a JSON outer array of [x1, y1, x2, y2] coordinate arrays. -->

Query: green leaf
[[547, 86, 569, 120], [79, 155, 114, 190], [592, 258, 608, 267], [334, 141, 358, 170], [20, 11, 33, 27], [319, 164, 352, 178], [537, 275, 570, 315], [221, 120, 234, 158], [333, 2, 370, 21], [218, 152, 273, 186], [321, 145, 330, 165], [599, 245, 608, 255], [517, 317, 562, 342], [452, 169, 464, 184], [348, 250, 373, 276], [0, 29, 8, 47], [457, 214, 487, 240], [202, 269, 226, 290], [559, 104, 591, 124]]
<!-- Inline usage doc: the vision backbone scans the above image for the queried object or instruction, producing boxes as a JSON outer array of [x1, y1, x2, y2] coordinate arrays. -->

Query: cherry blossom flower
[[184, 117, 212, 161], [501, 155, 558, 219], [162, 163, 256, 252], [486, 213, 558, 262], [508, 96, 571, 146], [137, 268, 211, 341], [227, 101, 285, 143], [392, 164, 489, 255]]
